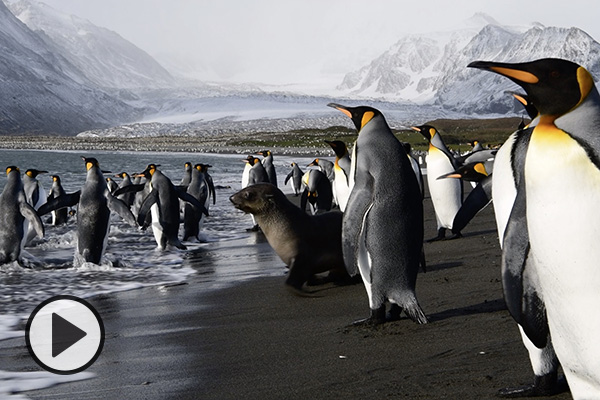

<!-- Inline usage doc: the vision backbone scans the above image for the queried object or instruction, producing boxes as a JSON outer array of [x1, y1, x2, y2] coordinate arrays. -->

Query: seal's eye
[[243, 191, 253, 200]]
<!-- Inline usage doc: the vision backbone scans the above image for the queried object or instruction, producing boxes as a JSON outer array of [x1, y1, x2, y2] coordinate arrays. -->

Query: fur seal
[[230, 183, 347, 292]]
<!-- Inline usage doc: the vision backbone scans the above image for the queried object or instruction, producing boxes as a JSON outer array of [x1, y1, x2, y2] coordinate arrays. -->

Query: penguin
[[468, 58, 600, 398], [328, 103, 427, 325], [403, 142, 424, 199], [247, 156, 270, 186], [115, 172, 135, 208], [284, 162, 304, 196], [0, 166, 44, 264], [412, 125, 463, 241], [300, 169, 333, 215], [77, 157, 136, 264], [46, 175, 69, 225], [180, 162, 193, 186], [136, 164, 206, 250], [256, 150, 277, 187], [23, 169, 47, 244], [325, 140, 352, 212], [198, 164, 216, 206], [183, 163, 210, 242], [105, 177, 118, 194], [307, 158, 335, 182]]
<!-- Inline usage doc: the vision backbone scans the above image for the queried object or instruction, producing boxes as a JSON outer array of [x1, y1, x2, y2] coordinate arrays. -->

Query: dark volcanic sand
[[2, 185, 572, 399]]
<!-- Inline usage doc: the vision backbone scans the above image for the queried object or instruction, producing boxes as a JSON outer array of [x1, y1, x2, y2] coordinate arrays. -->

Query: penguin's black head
[[184, 162, 192, 169], [307, 158, 319, 167], [256, 150, 271, 157], [198, 164, 212, 172], [115, 172, 129, 179], [194, 163, 203, 171], [437, 161, 489, 183], [25, 169, 47, 178], [468, 58, 594, 116], [324, 140, 348, 158], [327, 103, 382, 133], [81, 157, 100, 171], [51, 175, 61, 183], [6, 166, 19, 175], [143, 164, 159, 176], [411, 125, 437, 142]]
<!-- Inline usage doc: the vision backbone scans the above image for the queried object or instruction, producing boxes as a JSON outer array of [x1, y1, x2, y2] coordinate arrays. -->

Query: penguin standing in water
[[329, 103, 427, 325], [46, 175, 69, 226], [115, 172, 135, 209], [325, 140, 352, 212], [198, 164, 216, 207], [256, 150, 277, 187], [183, 163, 210, 242], [136, 164, 205, 250], [0, 167, 44, 264], [23, 169, 47, 244], [284, 162, 304, 196], [412, 125, 463, 241], [469, 58, 600, 398]]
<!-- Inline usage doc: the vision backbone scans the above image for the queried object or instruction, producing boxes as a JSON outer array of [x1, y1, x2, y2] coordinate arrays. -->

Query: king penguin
[[469, 58, 600, 398], [328, 103, 427, 325], [0, 166, 44, 264], [46, 175, 69, 226], [325, 140, 352, 212], [412, 125, 463, 241], [137, 164, 205, 250], [284, 162, 304, 196], [256, 150, 278, 187], [183, 163, 210, 242], [115, 172, 135, 209], [300, 169, 333, 215], [23, 169, 47, 244]]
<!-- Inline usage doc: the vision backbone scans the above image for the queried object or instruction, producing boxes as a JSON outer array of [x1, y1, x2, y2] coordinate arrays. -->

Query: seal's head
[[230, 183, 279, 215]]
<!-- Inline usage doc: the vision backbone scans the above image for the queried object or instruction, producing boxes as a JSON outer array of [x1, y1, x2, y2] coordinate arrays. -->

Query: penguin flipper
[[137, 190, 159, 227], [502, 189, 548, 348], [207, 176, 216, 205], [451, 175, 493, 234], [177, 190, 208, 216], [300, 189, 308, 213], [37, 191, 81, 216], [284, 171, 293, 185], [106, 194, 137, 227], [20, 202, 44, 239], [113, 184, 145, 197], [342, 172, 375, 277]]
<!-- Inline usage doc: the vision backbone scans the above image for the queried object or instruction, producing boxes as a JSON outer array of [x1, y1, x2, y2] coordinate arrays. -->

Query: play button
[[26, 295, 104, 375]]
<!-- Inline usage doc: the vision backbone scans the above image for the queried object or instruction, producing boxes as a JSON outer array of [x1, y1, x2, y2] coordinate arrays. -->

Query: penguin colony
[[1, 57, 599, 398]]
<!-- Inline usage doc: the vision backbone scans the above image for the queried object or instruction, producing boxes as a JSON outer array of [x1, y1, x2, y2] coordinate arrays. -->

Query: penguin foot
[[446, 232, 463, 240], [497, 373, 568, 398], [350, 306, 386, 326], [426, 228, 446, 243], [246, 224, 261, 232], [387, 304, 403, 321]]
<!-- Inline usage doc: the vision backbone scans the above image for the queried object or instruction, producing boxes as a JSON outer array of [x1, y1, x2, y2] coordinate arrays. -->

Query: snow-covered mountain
[[8, 0, 177, 90], [0, 0, 140, 134], [338, 14, 600, 115]]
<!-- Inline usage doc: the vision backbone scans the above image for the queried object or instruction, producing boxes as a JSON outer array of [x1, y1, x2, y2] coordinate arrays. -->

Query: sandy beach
[[1, 186, 572, 399]]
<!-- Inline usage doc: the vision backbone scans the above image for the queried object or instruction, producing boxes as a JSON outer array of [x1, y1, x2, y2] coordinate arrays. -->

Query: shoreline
[[0, 186, 573, 399]]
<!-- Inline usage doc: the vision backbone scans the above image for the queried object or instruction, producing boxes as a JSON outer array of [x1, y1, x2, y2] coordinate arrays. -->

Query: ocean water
[[0, 149, 317, 398]]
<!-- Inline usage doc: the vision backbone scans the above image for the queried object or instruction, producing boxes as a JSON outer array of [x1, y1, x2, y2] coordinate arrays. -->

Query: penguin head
[[411, 125, 438, 142], [115, 172, 129, 179], [184, 162, 192, 170], [198, 164, 212, 172], [307, 158, 319, 167], [327, 103, 382, 133], [194, 163, 203, 171], [437, 161, 489, 183], [25, 169, 47, 178], [468, 58, 594, 116], [256, 150, 271, 157], [51, 175, 61, 183], [324, 140, 348, 158], [6, 166, 19, 175], [143, 164, 159, 176], [81, 157, 100, 171]]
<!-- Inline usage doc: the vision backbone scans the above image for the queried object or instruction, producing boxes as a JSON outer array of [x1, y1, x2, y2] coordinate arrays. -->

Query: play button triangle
[[52, 312, 87, 358]]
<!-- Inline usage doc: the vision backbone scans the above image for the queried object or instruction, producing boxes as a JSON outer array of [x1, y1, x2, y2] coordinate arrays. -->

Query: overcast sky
[[33, 0, 600, 85]]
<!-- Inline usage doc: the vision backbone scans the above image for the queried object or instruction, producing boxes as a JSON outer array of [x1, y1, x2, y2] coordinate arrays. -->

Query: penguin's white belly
[[333, 167, 350, 212], [492, 133, 518, 242], [357, 202, 374, 307], [525, 131, 600, 395], [150, 203, 164, 248], [426, 153, 461, 229]]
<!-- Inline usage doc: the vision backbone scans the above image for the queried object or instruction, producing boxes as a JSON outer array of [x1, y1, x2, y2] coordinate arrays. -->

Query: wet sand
[[2, 187, 572, 399]]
